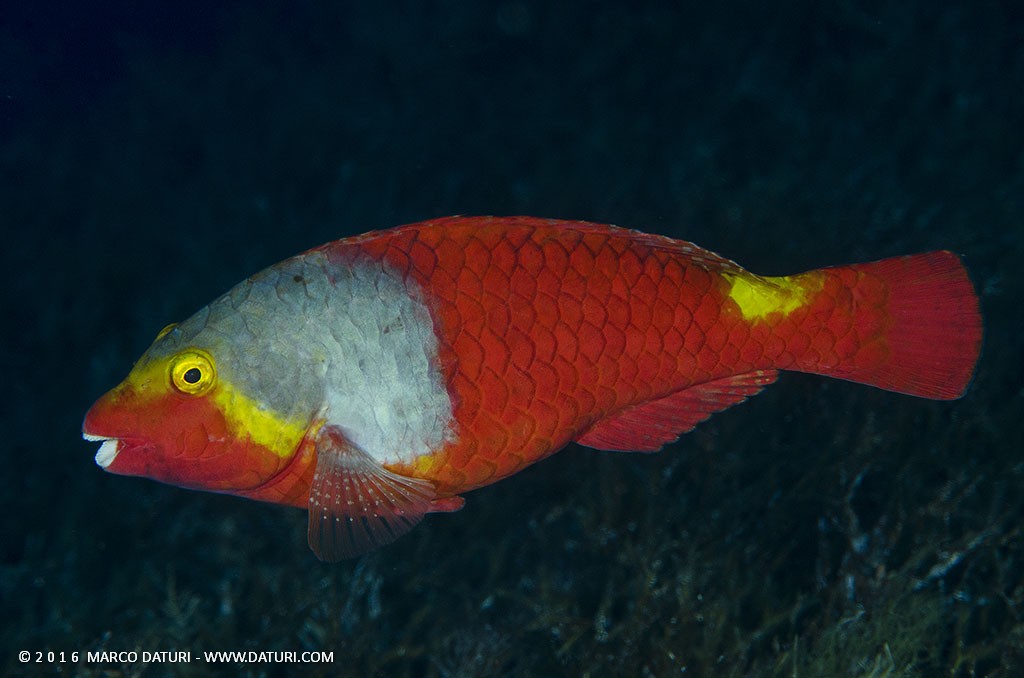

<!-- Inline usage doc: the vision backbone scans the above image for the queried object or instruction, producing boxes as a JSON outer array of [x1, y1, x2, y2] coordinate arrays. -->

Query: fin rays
[[307, 426, 437, 561], [576, 370, 779, 452]]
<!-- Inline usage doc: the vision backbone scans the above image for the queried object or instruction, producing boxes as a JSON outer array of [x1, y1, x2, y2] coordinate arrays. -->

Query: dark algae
[[2, 2, 1021, 676]]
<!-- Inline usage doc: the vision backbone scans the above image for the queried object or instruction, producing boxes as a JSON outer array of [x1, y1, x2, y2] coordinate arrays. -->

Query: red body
[[328, 217, 981, 496]]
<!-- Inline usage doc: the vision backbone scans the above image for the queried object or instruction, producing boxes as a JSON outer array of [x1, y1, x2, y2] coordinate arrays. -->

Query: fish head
[[82, 318, 315, 496]]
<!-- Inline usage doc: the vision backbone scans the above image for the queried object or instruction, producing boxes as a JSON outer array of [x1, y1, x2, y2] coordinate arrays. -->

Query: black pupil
[[183, 367, 202, 384]]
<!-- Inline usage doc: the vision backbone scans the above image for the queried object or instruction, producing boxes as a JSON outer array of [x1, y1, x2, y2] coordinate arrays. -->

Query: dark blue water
[[2, 2, 1021, 675]]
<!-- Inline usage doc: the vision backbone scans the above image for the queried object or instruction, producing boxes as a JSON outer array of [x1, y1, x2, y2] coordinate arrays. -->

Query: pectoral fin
[[307, 425, 439, 561]]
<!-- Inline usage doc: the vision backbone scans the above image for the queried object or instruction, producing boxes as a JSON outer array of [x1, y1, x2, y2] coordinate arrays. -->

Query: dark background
[[2, 2, 1022, 675]]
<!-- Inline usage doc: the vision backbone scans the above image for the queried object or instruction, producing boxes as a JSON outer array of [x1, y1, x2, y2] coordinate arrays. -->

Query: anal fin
[[576, 370, 779, 452], [307, 425, 441, 561]]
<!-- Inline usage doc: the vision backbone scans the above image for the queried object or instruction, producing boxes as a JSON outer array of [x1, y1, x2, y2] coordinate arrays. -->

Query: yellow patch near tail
[[724, 270, 823, 320]]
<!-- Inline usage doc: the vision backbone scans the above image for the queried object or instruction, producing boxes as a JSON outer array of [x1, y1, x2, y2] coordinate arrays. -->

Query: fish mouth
[[82, 433, 121, 468]]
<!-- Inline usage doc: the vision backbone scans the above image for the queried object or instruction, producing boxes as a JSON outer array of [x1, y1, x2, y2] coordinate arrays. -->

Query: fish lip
[[83, 427, 157, 472]]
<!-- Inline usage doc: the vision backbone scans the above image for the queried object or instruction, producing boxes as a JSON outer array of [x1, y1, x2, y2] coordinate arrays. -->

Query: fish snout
[[81, 387, 149, 472]]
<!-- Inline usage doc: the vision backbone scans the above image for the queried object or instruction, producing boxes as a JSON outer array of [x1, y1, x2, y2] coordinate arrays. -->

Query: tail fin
[[805, 251, 982, 400]]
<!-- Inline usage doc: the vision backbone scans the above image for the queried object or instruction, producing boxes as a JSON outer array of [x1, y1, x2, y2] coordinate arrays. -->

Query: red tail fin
[[810, 252, 982, 400]]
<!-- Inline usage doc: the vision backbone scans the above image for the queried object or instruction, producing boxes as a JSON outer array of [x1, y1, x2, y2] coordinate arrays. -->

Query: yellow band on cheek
[[211, 381, 309, 459]]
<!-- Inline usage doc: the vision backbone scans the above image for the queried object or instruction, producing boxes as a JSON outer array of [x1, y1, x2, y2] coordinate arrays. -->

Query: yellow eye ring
[[170, 350, 217, 395]]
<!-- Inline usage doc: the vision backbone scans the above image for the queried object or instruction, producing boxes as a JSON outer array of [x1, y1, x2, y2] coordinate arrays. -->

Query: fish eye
[[170, 350, 216, 395]]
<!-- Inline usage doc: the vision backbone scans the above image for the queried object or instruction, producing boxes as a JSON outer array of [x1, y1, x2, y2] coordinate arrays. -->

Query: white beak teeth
[[95, 439, 120, 468], [83, 434, 121, 468]]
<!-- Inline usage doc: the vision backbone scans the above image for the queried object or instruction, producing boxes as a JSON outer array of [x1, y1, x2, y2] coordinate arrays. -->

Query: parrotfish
[[82, 217, 982, 561]]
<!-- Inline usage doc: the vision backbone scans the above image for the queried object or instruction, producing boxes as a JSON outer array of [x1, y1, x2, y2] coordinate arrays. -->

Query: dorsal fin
[[307, 425, 438, 561], [575, 370, 779, 452]]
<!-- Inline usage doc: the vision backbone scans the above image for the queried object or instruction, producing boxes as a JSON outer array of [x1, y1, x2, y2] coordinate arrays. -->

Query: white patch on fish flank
[[213, 251, 455, 467], [315, 254, 454, 466]]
